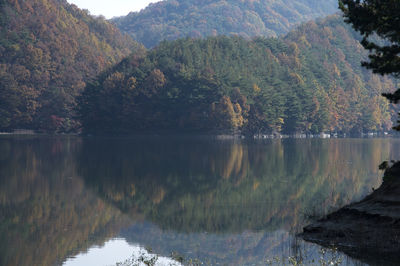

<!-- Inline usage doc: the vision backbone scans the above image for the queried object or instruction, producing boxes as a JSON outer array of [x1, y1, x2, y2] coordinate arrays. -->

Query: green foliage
[[339, 0, 400, 77], [339, 0, 400, 130], [113, 0, 338, 48], [81, 15, 395, 135], [0, 0, 144, 132]]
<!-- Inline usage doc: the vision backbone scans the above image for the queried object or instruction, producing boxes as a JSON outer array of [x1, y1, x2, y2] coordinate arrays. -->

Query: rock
[[300, 162, 400, 265]]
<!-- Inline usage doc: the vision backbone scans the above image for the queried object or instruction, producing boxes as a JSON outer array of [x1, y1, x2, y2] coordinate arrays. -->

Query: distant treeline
[[113, 0, 338, 48], [80, 16, 395, 135]]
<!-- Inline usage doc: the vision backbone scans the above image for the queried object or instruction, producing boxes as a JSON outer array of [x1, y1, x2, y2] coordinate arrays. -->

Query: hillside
[[113, 0, 338, 48], [80, 15, 395, 135], [0, 0, 144, 132]]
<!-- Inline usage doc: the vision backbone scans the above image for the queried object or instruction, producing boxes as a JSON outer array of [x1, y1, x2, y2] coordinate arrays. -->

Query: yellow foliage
[[332, 63, 341, 77], [11, 44, 20, 52], [253, 83, 261, 93], [253, 181, 260, 191], [289, 42, 299, 56], [289, 72, 304, 85], [129, 184, 136, 197], [234, 103, 242, 114], [216, 96, 245, 129], [126, 77, 137, 91], [152, 187, 166, 204], [299, 35, 311, 48], [222, 144, 244, 179], [104, 72, 124, 90]]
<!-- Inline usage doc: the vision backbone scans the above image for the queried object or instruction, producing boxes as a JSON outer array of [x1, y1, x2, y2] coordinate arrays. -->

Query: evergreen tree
[[339, 0, 400, 129], [80, 17, 396, 135]]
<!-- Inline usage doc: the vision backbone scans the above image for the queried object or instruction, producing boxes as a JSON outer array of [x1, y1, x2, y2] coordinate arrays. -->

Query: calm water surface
[[1, 136, 399, 265]]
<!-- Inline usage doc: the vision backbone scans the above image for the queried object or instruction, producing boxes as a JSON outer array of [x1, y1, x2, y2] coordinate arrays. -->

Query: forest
[[0, 0, 397, 135], [81, 15, 395, 135], [0, 0, 143, 132], [113, 0, 338, 48]]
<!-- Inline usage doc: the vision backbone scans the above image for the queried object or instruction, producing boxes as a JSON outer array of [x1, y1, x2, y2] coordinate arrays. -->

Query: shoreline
[[300, 162, 400, 265], [0, 130, 398, 139]]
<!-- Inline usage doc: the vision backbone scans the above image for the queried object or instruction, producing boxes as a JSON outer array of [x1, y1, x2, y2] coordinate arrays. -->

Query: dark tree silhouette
[[339, 0, 400, 112]]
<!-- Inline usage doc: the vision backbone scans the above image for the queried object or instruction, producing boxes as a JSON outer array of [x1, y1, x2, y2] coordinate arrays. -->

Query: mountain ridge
[[0, 0, 144, 132], [113, 0, 339, 48]]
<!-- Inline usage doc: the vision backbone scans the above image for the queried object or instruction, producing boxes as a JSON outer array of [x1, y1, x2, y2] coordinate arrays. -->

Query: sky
[[67, 0, 162, 18]]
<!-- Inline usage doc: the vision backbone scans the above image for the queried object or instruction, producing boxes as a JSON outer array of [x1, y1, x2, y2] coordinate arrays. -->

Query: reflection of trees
[[0, 137, 126, 266], [80, 138, 400, 233], [218, 143, 248, 181], [2, 137, 398, 265]]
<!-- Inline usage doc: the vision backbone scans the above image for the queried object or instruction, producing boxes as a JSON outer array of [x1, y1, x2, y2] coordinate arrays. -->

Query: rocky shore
[[300, 162, 400, 265]]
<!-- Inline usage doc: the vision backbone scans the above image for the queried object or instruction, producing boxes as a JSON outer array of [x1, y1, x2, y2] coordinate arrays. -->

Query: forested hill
[[113, 0, 338, 48], [0, 0, 144, 132], [80, 15, 395, 135]]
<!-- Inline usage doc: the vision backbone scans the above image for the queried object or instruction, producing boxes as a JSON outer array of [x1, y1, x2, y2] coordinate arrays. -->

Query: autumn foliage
[[81, 16, 395, 135], [0, 0, 143, 132], [113, 0, 338, 48]]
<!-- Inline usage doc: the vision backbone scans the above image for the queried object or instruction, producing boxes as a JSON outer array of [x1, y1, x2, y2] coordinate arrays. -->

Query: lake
[[1, 136, 399, 265]]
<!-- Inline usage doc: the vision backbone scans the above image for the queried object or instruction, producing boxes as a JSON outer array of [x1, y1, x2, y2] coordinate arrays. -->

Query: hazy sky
[[67, 0, 162, 18]]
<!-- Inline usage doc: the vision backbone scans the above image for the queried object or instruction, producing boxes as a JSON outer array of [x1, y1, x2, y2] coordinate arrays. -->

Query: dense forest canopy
[[113, 0, 339, 48], [0, 0, 397, 135], [0, 0, 144, 132], [80, 15, 395, 135]]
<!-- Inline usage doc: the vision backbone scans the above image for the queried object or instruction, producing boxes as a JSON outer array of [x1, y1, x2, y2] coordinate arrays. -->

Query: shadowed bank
[[301, 162, 400, 265]]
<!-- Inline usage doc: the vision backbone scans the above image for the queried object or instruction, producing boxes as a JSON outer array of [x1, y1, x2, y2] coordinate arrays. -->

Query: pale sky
[[67, 0, 163, 18]]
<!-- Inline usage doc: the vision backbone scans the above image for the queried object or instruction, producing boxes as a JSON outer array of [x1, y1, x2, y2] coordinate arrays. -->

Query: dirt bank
[[300, 162, 400, 265]]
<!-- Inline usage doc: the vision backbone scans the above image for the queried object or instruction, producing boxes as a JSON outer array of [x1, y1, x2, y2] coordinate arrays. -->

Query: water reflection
[[63, 239, 181, 266], [80, 138, 392, 233], [0, 136, 399, 265], [0, 137, 127, 266]]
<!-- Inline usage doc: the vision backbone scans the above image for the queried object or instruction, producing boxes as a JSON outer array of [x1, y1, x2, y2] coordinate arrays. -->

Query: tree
[[339, 0, 400, 110]]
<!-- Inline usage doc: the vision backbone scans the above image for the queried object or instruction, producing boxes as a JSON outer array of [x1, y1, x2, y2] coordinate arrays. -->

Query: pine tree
[[339, 1, 400, 112]]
